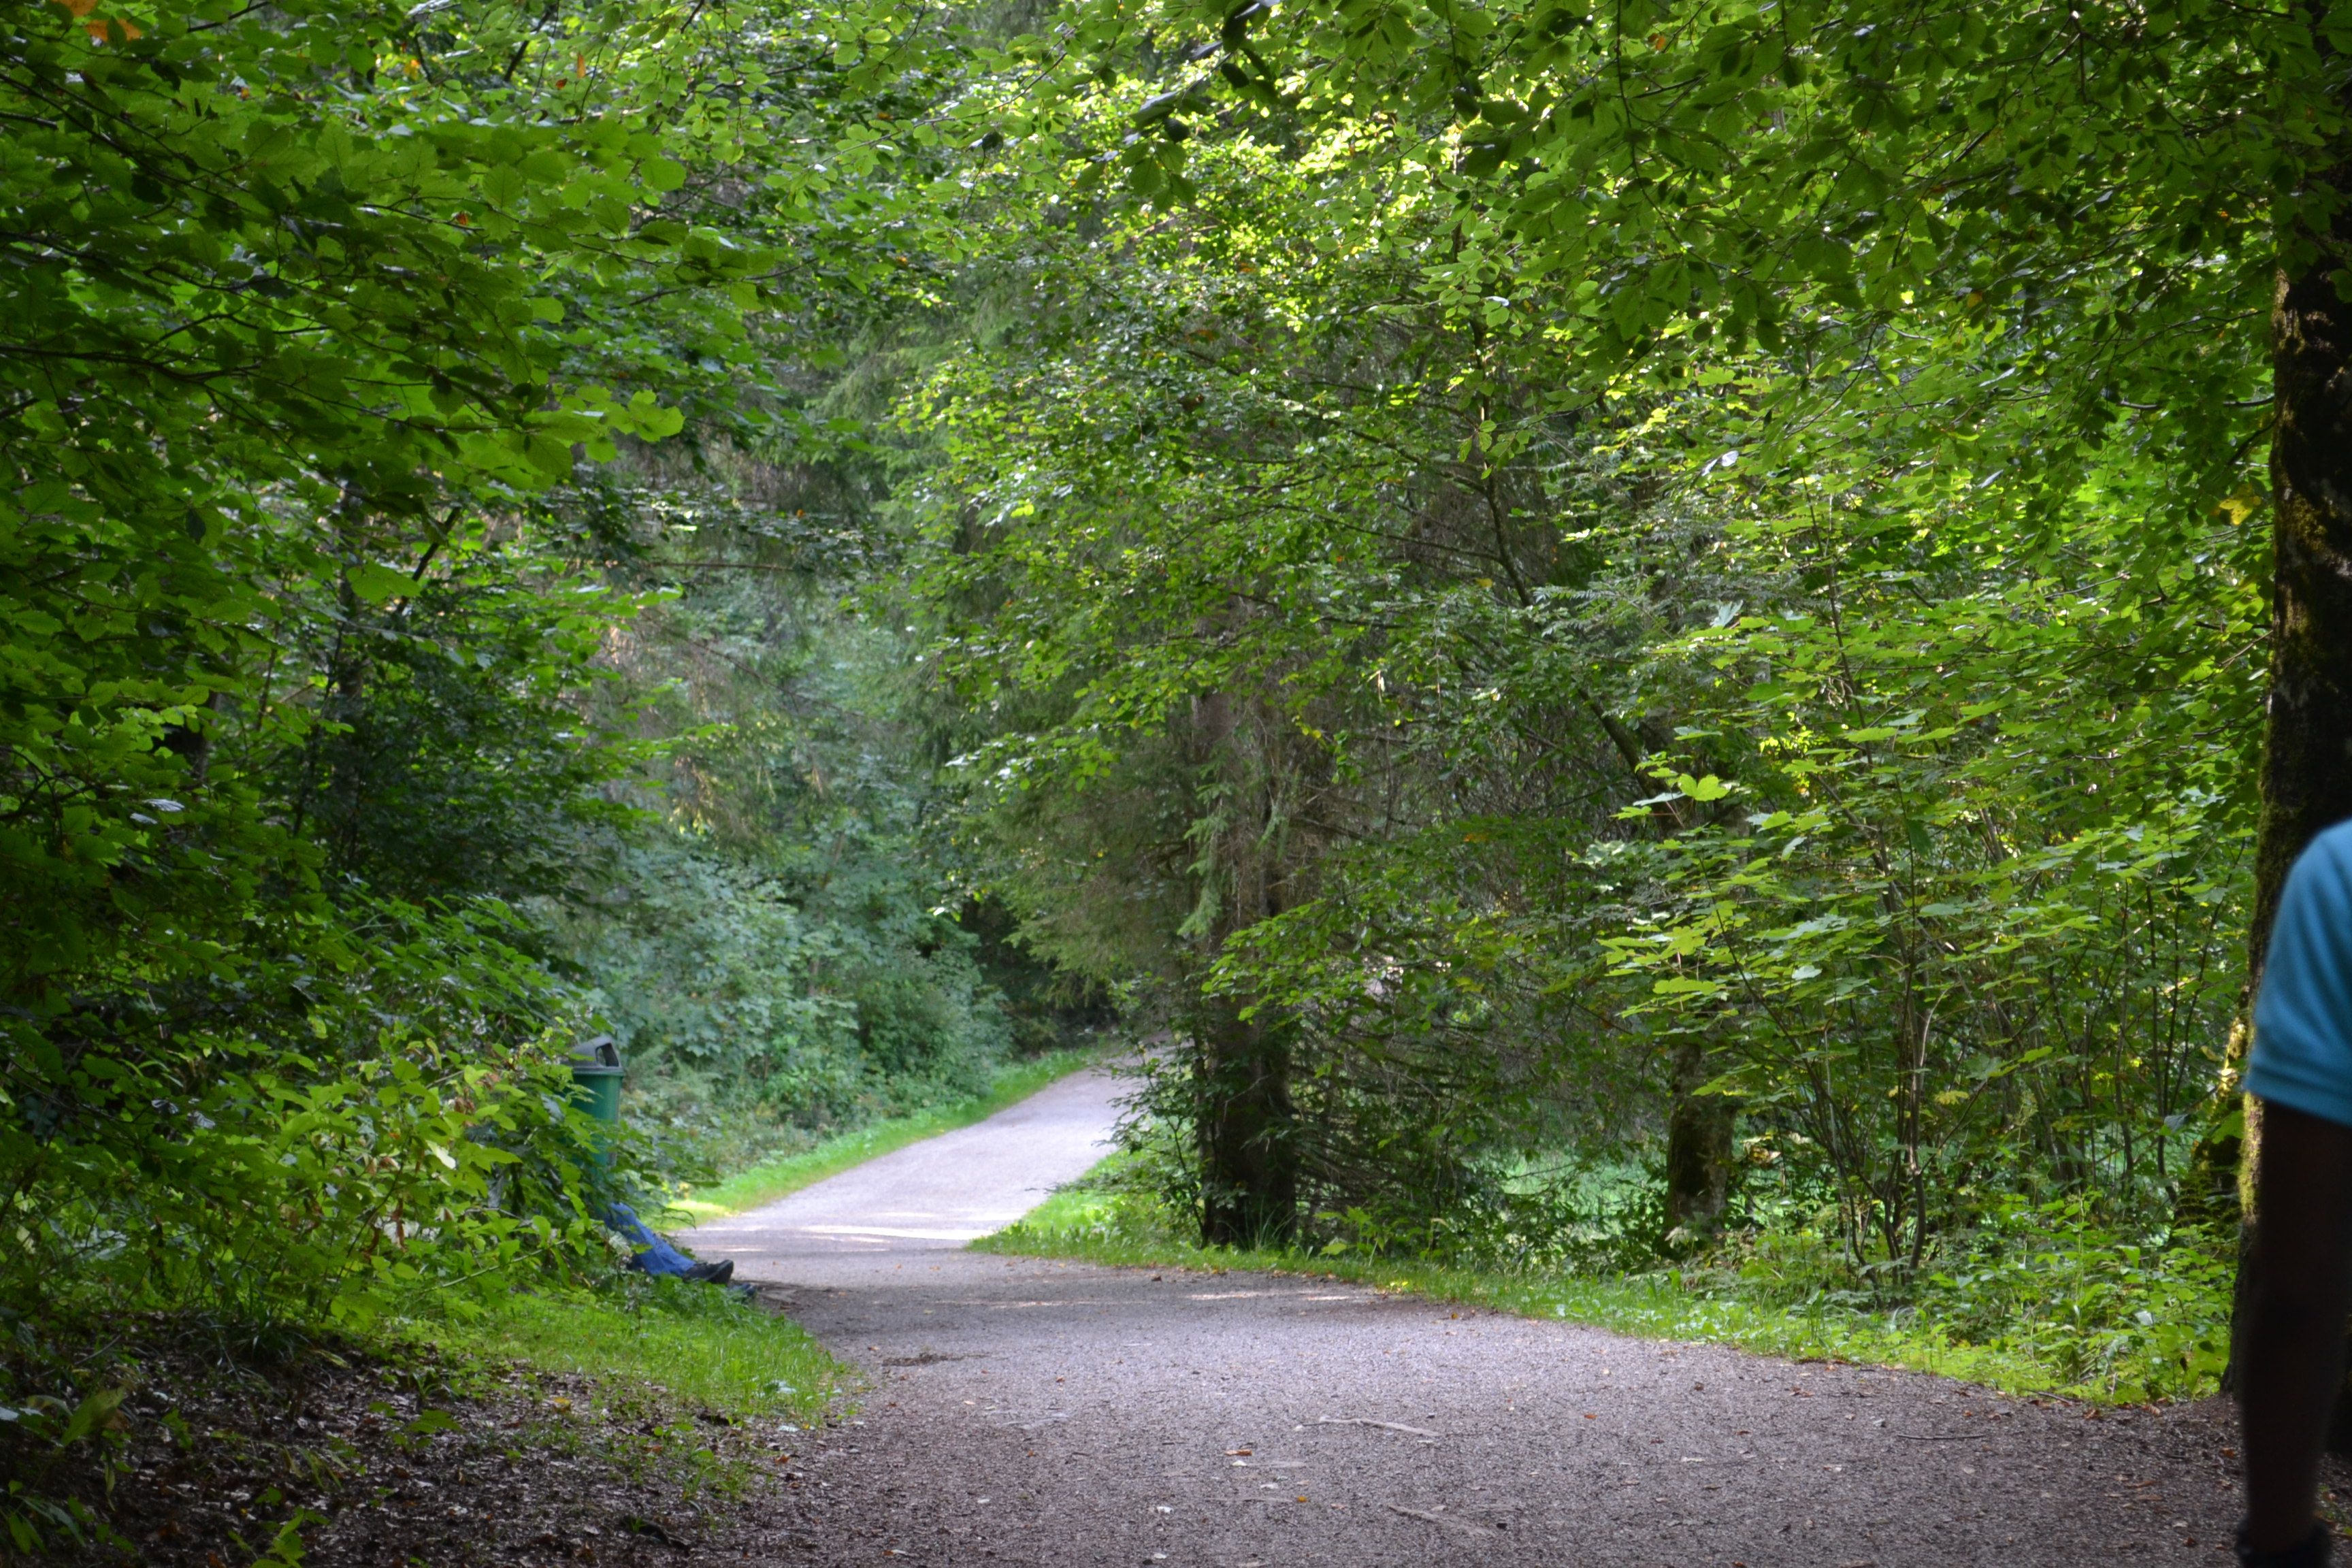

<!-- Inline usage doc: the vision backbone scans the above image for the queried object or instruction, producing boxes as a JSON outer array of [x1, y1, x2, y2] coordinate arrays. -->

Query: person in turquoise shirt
[[2239, 819, 2352, 1568]]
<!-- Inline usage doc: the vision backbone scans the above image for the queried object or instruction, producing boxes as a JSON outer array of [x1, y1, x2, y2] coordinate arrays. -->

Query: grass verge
[[975, 1161, 2214, 1407], [664, 1049, 1100, 1225], [4, 1301, 832, 1567], [398, 1275, 849, 1426]]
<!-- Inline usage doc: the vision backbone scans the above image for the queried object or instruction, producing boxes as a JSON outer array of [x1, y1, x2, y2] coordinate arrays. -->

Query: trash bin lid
[[570, 1034, 623, 1075]]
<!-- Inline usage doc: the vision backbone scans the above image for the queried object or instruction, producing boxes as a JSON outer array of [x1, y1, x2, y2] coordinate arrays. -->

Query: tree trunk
[[2257, 240, 2352, 1031], [1186, 687, 1305, 1247], [1196, 993, 1298, 1246], [2223, 106, 2352, 1396], [1665, 1036, 1735, 1244]]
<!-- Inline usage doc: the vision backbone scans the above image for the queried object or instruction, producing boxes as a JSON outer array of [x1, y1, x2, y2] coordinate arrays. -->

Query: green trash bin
[[569, 1035, 625, 1124]]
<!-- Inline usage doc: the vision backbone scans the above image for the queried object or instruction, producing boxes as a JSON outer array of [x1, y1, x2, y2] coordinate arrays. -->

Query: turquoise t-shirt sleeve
[[2248, 820, 2352, 1130]]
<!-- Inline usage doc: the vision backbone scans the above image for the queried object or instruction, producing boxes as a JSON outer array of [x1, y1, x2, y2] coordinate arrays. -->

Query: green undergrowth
[[977, 1156, 2232, 1408], [666, 1049, 1100, 1224], [396, 1274, 850, 1426]]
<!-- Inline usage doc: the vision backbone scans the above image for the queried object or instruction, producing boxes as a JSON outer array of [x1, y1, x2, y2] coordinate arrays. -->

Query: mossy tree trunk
[[1195, 992, 1299, 1246], [1664, 1035, 1735, 1244], [1186, 687, 1309, 1248], [2223, 99, 2352, 1394]]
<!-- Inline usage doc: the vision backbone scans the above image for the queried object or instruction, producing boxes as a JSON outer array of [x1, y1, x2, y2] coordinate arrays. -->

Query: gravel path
[[689, 1069, 1122, 1261], [696, 1077, 2247, 1567]]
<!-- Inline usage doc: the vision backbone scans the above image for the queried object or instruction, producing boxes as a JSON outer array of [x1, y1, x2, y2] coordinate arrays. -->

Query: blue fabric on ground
[[2249, 819, 2352, 1130], [601, 1203, 697, 1276]]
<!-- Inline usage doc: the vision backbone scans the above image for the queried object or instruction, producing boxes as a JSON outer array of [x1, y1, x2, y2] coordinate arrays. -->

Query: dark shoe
[[682, 1259, 734, 1286], [2237, 1523, 2330, 1568]]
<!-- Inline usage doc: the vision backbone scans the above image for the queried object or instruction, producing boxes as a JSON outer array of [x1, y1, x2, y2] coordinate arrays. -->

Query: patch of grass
[[977, 1158, 2215, 1407], [666, 1049, 1101, 1224], [399, 1275, 849, 1426]]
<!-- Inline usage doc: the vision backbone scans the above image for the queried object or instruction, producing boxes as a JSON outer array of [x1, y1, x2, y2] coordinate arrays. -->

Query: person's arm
[[2242, 1100, 2352, 1558]]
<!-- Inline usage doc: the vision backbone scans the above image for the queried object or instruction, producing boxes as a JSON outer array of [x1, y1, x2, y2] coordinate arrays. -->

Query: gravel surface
[[733, 1254, 2243, 1567], [698, 1073, 2253, 1567]]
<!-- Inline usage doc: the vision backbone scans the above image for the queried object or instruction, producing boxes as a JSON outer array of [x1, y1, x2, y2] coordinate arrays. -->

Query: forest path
[[688, 1067, 1124, 1262], [697, 1084, 2243, 1567]]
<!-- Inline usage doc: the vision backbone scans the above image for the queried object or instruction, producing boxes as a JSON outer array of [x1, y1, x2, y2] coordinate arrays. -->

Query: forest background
[[4, 0, 2340, 1523]]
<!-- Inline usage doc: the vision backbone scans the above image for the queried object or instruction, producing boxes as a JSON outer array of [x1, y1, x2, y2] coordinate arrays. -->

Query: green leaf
[[346, 564, 414, 605]]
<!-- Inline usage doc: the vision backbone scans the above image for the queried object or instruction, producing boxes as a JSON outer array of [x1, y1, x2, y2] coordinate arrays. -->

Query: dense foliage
[[0, 0, 1021, 1358], [7, 0, 2347, 1467], [903, 12, 2276, 1279], [541, 459, 1032, 1178], [854, 5, 2330, 1437]]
